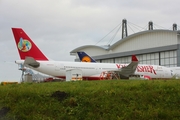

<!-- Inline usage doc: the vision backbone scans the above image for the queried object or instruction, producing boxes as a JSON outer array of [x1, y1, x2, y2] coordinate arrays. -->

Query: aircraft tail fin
[[12, 28, 48, 61], [77, 51, 96, 62]]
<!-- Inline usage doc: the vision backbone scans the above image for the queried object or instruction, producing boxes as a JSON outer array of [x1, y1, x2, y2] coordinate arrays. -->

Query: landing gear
[[99, 71, 120, 80]]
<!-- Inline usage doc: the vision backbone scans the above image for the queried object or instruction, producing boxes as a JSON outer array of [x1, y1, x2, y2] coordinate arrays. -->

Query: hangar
[[70, 19, 180, 67]]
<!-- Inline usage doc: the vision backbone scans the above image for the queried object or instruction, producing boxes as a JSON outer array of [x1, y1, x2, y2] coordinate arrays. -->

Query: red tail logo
[[12, 28, 48, 61]]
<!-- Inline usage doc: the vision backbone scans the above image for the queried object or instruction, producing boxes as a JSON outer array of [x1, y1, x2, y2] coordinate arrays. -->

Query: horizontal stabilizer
[[24, 57, 40, 68]]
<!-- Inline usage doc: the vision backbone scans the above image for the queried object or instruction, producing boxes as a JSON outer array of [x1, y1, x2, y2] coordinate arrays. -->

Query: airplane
[[77, 51, 175, 80], [12, 28, 139, 80]]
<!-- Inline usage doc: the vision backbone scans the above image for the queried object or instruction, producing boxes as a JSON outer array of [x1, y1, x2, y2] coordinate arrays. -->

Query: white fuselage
[[15, 60, 174, 80], [169, 67, 180, 79], [136, 65, 173, 79]]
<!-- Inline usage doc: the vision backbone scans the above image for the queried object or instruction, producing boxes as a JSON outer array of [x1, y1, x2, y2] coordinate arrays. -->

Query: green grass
[[1, 80, 180, 120]]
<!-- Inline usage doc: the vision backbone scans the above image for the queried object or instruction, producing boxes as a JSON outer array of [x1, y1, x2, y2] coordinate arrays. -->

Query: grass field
[[0, 80, 180, 120]]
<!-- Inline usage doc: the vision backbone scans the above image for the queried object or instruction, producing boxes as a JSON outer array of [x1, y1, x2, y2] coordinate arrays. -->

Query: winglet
[[119, 54, 139, 77], [132, 55, 138, 62]]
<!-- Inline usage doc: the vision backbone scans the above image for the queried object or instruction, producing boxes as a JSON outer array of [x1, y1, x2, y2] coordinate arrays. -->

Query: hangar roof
[[70, 45, 107, 53], [109, 29, 176, 50], [70, 29, 180, 54]]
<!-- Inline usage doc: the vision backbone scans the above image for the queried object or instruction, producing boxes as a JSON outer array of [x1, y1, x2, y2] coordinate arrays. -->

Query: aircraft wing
[[115, 55, 139, 77], [24, 57, 40, 68]]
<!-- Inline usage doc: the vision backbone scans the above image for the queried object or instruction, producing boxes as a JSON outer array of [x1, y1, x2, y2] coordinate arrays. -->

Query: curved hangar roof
[[70, 29, 180, 59]]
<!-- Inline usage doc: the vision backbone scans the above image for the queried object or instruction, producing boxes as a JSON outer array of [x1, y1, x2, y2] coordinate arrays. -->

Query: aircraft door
[[95, 65, 101, 73]]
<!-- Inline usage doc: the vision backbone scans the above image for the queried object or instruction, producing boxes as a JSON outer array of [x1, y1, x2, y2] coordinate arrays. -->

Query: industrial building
[[70, 19, 180, 67]]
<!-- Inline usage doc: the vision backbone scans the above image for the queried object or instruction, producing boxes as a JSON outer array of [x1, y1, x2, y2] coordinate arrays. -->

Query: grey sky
[[0, 0, 180, 82]]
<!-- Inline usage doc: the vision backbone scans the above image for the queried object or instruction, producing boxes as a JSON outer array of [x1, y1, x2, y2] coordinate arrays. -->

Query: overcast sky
[[0, 0, 180, 82]]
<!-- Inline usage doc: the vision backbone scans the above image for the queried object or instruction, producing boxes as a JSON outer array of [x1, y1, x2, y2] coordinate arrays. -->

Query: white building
[[70, 22, 180, 67]]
